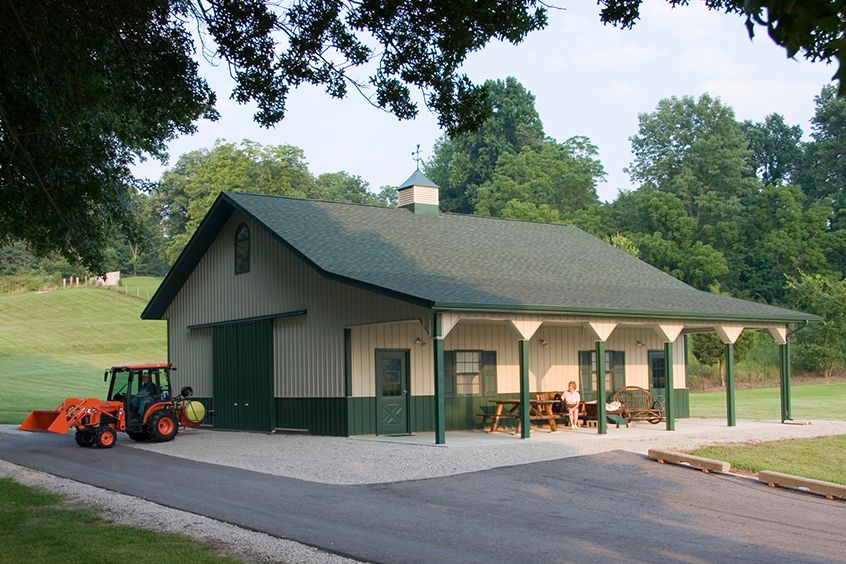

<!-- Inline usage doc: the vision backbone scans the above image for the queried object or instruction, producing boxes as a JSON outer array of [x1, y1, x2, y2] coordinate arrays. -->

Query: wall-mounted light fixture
[[415, 337, 427, 346], [636, 340, 646, 348], [539, 338, 549, 347]]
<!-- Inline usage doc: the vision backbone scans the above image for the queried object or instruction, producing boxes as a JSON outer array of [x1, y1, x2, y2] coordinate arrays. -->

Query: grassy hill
[[0, 287, 166, 423]]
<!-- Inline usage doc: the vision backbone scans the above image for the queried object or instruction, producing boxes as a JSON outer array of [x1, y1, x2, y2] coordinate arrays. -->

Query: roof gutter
[[787, 319, 811, 338], [432, 302, 822, 324]]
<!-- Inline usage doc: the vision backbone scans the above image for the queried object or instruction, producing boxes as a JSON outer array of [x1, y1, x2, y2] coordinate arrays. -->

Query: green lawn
[[689, 381, 846, 421], [116, 276, 164, 301], [0, 288, 165, 423], [689, 435, 846, 485], [0, 478, 235, 563]]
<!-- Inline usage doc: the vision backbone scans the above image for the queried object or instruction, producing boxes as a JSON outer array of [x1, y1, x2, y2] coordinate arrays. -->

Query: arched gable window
[[235, 223, 250, 274]]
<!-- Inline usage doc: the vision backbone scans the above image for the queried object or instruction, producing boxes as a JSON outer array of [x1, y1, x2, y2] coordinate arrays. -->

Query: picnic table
[[485, 399, 559, 433]]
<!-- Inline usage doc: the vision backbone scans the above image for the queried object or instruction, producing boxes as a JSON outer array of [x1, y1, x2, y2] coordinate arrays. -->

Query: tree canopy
[[4, 1, 846, 271]]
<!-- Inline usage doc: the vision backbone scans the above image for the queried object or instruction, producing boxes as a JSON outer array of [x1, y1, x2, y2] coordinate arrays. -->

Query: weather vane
[[412, 144, 421, 170]]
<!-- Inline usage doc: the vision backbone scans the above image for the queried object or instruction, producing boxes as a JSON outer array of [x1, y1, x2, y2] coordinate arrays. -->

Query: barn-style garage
[[142, 171, 816, 443]]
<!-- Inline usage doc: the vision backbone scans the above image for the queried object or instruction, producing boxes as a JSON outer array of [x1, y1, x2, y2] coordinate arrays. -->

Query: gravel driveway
[[128, 417, 846, 484]]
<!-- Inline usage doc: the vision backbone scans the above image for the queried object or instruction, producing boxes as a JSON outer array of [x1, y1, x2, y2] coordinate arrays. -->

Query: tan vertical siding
[[167, 321, 212, 396], [358, 321, 688, 396], [350, 321, 431, 397], [167, 212, 431, 399]]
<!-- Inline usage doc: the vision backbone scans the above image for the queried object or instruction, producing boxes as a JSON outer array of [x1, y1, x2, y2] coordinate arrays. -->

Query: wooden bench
[[758, 470, 846, 500], [613, 386, 664, 424], [648, 449, 730, 473]]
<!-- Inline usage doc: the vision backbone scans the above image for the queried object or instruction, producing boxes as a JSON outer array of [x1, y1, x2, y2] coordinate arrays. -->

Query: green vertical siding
[[201, 387, 691, 437], [348, 397, 376, 435], [275, 398, 348, 435], [673, 388, 690, 419]]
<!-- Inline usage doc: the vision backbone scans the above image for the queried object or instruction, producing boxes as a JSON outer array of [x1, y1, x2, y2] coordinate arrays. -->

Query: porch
[[349, 311, 794, 444]]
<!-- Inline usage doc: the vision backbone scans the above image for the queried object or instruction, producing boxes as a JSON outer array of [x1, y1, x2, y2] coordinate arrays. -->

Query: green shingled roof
[[142, 192, 820, 323]]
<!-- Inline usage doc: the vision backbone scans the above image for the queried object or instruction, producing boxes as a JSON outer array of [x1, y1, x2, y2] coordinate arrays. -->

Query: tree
[[1, 1, 216, 273], [473, 137, 604, 218], [154, 141, 317, 262], [314, 172, 394, 207], [691, 331, 756, 387], [610, 189, 729, 291], [154, 140, 396, 264], [626, 94, 770, 294], [787, 272, 846, 378], [799, 84, 846, 231], [628, 94, 758, 225], [5, 1, 846, 271], [732, 184, 839, 304], [425, 77, 545, 213], [740, 114, 804, 186]]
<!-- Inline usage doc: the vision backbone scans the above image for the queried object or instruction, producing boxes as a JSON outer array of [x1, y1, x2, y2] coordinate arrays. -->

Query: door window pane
[[650, 352, 666, 389], [382, 358, 402, 396]]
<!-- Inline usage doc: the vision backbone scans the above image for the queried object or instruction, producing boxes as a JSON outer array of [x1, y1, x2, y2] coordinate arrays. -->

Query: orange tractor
[[19, 363, 205, 449]]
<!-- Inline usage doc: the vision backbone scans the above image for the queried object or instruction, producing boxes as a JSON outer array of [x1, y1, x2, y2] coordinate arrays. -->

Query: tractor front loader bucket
[[19, 398, 94, 434]]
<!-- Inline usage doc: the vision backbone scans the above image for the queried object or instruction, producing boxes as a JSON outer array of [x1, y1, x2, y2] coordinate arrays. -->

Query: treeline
[[3, 77, 845, 376]]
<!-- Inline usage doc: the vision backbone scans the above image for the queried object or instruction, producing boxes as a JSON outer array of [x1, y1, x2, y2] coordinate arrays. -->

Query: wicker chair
[[612, 386, 664, 424]]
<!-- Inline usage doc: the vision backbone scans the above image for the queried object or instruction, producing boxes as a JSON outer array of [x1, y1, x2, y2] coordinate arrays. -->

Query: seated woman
[[563, 381, 581, 430]]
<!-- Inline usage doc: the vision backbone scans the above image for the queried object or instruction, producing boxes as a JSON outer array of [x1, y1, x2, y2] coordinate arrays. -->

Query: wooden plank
[[758, 470, 846, 500], [648, 449, 730, 473]]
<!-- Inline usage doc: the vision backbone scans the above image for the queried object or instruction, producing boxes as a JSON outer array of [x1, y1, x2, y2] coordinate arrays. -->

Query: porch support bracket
[[585, 321, 617, 343], [509, 318, 543, 341]]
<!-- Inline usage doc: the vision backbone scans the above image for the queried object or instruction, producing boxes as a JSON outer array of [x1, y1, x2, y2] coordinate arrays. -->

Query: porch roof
[[143, 192, 819, 324]]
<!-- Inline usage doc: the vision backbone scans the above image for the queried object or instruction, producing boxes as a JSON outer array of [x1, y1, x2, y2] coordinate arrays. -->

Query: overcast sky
[[131, 0, 836, 202]]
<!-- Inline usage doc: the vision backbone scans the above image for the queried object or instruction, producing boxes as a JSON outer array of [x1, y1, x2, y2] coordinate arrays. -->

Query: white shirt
[[563, 389, 580, 405]]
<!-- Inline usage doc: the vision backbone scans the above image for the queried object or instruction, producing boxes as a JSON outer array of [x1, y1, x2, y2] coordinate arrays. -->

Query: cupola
[[397, 170, 439, 216]]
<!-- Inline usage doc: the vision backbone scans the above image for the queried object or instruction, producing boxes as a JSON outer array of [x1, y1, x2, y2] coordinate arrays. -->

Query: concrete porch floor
[[352, 417, 846, 450]]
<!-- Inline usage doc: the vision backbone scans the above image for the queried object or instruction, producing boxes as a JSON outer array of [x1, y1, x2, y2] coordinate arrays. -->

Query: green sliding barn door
[[213, 320, 274, 431], [375, 349, 409, 435]]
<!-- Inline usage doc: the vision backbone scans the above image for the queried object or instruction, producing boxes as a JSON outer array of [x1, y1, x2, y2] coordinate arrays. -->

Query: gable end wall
[[165, 212, 432, 398]]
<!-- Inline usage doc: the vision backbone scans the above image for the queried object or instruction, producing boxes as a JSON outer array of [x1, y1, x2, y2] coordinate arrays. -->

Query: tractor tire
[[126, 430, 149, 442], [147, 410, 178, 443], [94, 427, 117, 449], [75, 430, 96, 448]]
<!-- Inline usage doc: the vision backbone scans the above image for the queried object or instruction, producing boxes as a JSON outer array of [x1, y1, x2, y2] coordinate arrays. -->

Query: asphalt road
[[1, 431, 843, 563]]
